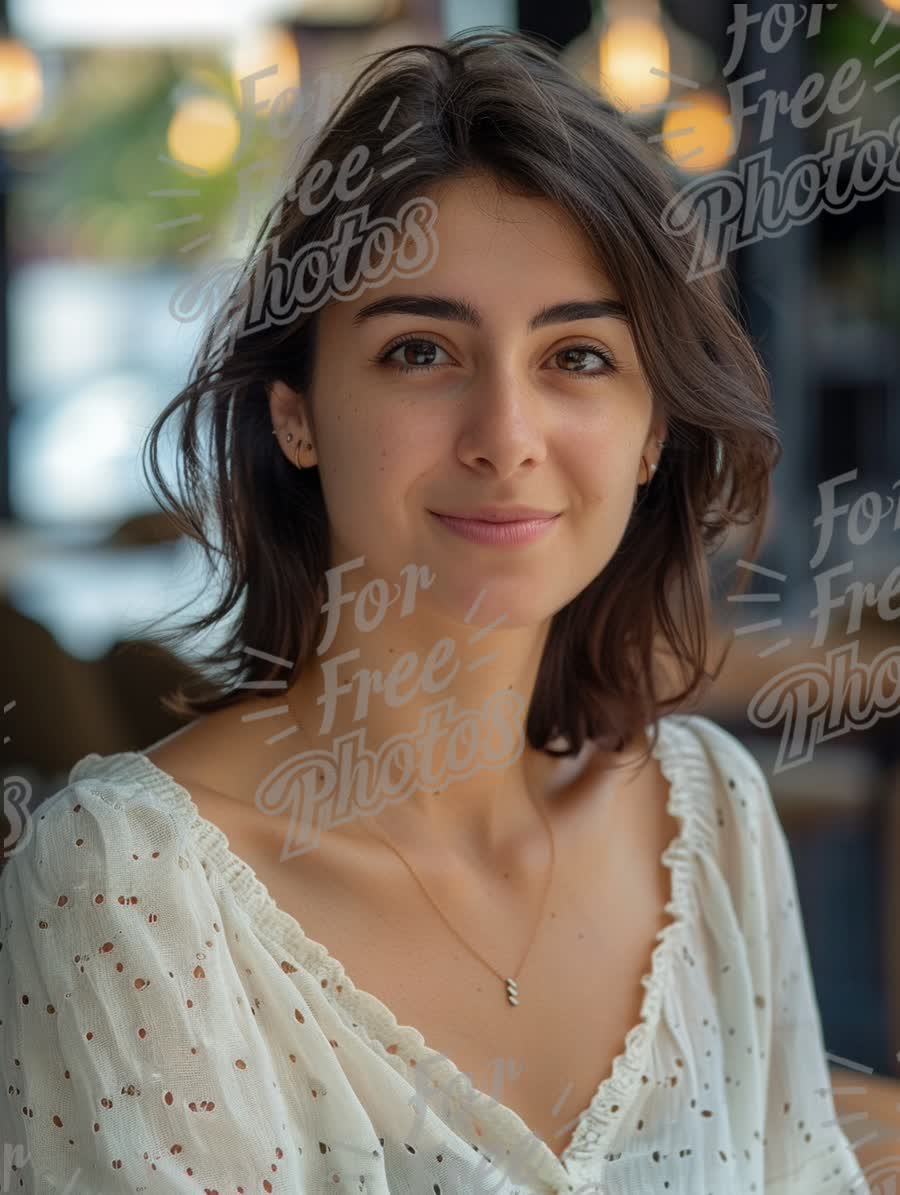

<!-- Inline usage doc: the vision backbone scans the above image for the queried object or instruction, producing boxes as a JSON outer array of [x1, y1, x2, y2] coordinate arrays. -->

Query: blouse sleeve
[[0, 776, 309, 1194], [736, 747, 871, 1194]]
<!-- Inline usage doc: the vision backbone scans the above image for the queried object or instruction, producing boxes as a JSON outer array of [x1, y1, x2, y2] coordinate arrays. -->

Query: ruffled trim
[[555, 714, 715, 1167], [68, 712, 716, 1189]]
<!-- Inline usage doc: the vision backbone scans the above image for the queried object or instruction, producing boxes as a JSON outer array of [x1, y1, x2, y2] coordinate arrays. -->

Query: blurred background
[[0, 0, 899, 1159]]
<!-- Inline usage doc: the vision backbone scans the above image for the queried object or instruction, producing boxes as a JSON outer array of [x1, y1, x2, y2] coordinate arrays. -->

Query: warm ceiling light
[[230, 26, 300, 108], [598, 17, 671, 110], [166, 95, 240, 173], [660, 91, 735, 172], [0, 37, 42, 128]]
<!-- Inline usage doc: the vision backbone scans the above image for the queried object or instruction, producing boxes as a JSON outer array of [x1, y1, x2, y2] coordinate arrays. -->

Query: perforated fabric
[[0, 714, 869, 1193]]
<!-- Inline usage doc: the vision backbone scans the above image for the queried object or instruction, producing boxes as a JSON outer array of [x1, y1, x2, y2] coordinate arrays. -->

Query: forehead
[[327, 173, 621, 327]]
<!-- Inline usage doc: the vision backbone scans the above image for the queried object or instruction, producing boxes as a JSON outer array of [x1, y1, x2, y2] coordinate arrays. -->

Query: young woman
[[0, 28, 870, 1195]]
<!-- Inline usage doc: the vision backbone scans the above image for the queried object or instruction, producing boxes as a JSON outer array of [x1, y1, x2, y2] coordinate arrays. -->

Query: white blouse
[[0, 713, 870, 1194]]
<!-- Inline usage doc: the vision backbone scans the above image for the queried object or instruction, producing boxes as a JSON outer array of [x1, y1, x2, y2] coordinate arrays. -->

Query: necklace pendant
[[505, 977, 519, 1006]]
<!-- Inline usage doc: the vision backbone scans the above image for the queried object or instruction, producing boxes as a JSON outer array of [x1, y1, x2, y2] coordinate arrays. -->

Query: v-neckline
[[80, 714, 698, 1193]]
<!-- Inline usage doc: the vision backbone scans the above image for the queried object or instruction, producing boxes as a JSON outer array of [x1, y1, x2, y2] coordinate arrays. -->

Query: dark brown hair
[[140, 26, 782, 760]]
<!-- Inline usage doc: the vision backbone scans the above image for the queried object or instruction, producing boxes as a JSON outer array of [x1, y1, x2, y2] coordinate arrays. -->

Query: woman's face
[[271, 173, 666, 631]]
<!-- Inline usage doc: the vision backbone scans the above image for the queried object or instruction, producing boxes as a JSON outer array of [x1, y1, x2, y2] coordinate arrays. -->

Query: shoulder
[[7, 750, 194, 866], [0, 753, 206, 959], [0, 758, 324, 1191], [660, 712, 775, 834], [659, 713, 786, 917], [0, 754, 232, 1058], [662, 712, 770, 793], [142, 700, 282, 808], [669, 707, 798, 932]]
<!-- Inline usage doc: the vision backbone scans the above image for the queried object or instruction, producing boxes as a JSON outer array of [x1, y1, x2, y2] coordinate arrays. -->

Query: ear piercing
[[272, 428, 310, 448], [641, 438, 666, 485], [272, 427, 312, 468]]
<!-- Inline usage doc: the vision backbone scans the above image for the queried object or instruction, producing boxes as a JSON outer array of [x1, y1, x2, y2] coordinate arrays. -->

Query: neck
[[282, 576, 558, 862]]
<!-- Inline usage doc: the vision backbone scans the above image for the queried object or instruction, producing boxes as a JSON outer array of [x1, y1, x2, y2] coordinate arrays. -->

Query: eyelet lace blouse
[[0, 713, 870, 1194]]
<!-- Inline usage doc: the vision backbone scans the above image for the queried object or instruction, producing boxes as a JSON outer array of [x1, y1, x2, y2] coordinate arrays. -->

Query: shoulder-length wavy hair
[[140, 26, 781, 759]]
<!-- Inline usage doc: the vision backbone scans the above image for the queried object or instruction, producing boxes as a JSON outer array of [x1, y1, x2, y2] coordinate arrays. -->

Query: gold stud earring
[[640, 454, 660, 486], [643, 439, 665, 484], [273, 427, 313, 469]]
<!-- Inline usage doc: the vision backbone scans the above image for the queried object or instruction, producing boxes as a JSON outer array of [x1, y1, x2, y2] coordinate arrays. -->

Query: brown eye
[[374, 336, 452, 373], [553, 345, 617, 376]]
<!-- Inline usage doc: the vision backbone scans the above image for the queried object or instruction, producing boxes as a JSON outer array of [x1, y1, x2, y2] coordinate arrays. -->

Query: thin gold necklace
[[285, 684, 556, 1005], [358, 784, 556, 1008]]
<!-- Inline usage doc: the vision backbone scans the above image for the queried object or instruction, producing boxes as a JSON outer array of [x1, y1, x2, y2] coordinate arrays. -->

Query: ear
[[268, 378, 301, 428], [269, 379, 317, 469], [643, 417, 668, 461]]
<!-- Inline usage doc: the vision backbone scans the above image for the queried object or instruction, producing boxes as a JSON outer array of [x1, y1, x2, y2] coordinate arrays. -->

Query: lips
[[429, 510, 561, 546], [429, 506, 559, 523]]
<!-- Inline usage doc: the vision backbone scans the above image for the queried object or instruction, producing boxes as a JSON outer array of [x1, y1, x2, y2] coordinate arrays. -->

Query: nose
[[455, 361, 549, 478]]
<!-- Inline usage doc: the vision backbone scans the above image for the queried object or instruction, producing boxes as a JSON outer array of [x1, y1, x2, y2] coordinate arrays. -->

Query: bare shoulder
[[622, 736, 681, 855], [143, 705, 379, 906], [559, 729, 680, 884], [143, 700, 272, 813]]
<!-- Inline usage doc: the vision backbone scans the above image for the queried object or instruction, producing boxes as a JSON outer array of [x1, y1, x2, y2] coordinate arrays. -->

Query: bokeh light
[[660, 90, 734, 172], [598, 18, 670, 110], [0, 38, 43, 128], [166, 94, 240, 173], [229, 26, 300, 109]]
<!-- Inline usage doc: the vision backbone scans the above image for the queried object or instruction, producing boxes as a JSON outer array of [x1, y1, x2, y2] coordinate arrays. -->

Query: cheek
[[568, 435, 632, 501], [321, 420, 411, 519], [321, 398, 387, 473], [375, 416, 441, 482]]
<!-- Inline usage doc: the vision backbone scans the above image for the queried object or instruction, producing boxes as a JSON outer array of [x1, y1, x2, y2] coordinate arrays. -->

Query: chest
[[196, 763, 680, 1163]]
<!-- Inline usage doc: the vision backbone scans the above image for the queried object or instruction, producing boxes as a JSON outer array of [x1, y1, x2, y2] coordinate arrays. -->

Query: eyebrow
[[350, 294, 630, 331]]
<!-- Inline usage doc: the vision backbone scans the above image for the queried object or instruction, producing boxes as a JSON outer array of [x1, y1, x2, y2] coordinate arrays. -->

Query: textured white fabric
[[0, 713, 870, 1194]]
